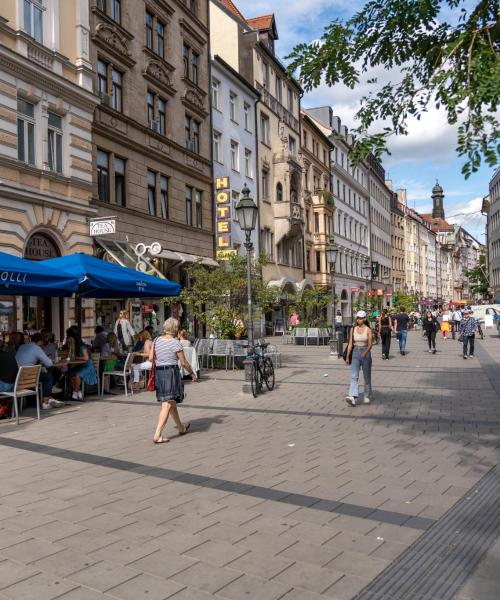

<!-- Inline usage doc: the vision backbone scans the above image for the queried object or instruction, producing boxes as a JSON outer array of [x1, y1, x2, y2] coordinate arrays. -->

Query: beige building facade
[[0, 0, 98, 336], [389, 186, 405, 295]]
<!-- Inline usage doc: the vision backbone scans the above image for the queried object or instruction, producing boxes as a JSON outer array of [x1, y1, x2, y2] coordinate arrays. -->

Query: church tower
[[431, 180, 445, 219]]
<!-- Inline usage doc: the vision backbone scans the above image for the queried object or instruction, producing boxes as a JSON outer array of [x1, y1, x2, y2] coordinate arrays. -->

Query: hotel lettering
[[215, 177, 237, 261]]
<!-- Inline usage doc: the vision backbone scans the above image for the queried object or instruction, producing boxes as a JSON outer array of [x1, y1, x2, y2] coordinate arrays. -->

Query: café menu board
[[215, 177, 237, 262]]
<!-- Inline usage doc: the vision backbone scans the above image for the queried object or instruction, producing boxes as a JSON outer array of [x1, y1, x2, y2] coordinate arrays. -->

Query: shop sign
[[371, 261, 379, 278], [90, 219, 116, 236], [386, 291, 393, 298], [142, 304, 154, 313], [215, 176, 233, 261], [376, 288, 384, 296], [351, 287, 359, 292], [25, 233, 59, 260]]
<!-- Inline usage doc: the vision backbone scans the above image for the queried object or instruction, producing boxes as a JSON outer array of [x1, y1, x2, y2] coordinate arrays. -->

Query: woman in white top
[[114, 310, 135, 353], [149, 317, 196, 444], [345, 310, 373, 407], [132, 330, 153, 391]]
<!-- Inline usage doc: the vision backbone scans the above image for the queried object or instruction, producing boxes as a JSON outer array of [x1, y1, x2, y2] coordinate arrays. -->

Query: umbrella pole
[[75, 293, 82, 332]]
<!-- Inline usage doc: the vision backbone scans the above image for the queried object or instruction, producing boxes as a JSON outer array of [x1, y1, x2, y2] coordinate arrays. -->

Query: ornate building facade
[[0, 0, 97, 335]]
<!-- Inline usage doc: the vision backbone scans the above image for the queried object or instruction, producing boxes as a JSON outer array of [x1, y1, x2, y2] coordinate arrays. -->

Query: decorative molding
[[93, 23, 135, 67], [185, 153, 202, 171], [144, 59, 177, 97], [181, 88, 207, 118], [179, 18, 207, 47], [26, 42, 54, 70]]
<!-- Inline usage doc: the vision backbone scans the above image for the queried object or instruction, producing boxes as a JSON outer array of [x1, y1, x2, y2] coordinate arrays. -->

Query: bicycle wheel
[[250, 362, 259, 398], [262, 357, 275, 391]]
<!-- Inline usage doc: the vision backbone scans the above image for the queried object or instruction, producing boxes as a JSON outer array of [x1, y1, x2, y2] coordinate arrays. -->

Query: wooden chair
[[101, 352, 134, 398], [1, 365, 42, 425]]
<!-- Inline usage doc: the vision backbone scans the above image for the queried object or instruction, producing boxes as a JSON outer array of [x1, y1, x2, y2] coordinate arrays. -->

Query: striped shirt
[[154, 337, 183, 366]]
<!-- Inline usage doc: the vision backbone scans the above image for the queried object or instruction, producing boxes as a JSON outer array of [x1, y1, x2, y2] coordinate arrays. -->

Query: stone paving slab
[[0, 331, 499, 599]]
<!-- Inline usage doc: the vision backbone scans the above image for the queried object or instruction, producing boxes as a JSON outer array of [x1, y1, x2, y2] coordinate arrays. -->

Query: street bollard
[[337, 335, 343, 358], [242, 358, 253, 394]]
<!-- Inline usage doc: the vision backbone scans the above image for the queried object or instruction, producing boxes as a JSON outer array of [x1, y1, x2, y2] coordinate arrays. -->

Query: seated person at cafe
[[92, 326, 108, 354], [5, 331, 24, 354], [66, 330, 98, 401], [0, 349, 18, 392], [15, 333, 64, 410], [132, 330, 153, 391], [41, 329, 57, 361]]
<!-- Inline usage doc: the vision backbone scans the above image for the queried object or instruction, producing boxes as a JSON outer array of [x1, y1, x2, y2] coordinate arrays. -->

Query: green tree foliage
[[292, 287, 332, 326], [164, 257, 277, 339], [287, 1, 499, 178], [391, 292, 419, 313], [466, 252, 490, 296]]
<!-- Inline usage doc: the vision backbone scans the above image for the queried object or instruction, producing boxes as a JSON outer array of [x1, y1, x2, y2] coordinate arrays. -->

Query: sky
[[236, 0, 493, 242]]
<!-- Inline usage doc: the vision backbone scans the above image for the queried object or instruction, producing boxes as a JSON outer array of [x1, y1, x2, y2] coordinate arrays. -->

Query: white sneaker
[[345, 396, 356, 407], [51, 386, 63, 394], [41, 402, 52, 410], [71, 391, 79, 400], [363, 397, 371, 404], [428, 350, 433, 353], [77, 391, 83, 400], [49, 399, 65, 408]]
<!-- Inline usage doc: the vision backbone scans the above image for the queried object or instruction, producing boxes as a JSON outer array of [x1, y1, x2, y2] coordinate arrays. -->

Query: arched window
[[276, 182, 283, 202]]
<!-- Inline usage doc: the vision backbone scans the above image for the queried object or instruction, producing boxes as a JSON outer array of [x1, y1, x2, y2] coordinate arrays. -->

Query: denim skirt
[[155, 365, 184, 403]]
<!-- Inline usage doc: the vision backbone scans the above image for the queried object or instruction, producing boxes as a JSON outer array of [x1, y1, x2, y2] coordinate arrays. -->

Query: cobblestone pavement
[[0, 329, 499, 600]]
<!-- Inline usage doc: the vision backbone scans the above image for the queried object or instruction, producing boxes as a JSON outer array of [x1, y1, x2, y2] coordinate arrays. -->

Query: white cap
[[355, 310, 367, 319]]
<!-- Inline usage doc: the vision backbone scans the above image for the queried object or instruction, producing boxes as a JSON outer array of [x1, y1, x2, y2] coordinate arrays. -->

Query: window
[[160, 175, 169, 219], [244, 148, 252, 178], [185, 115, 200, 153], [183, 44, 190, 79], [243, 102, 251, 131], [185, 0, 196, 13], [314, 212, 319, 233], [147, 170, 156, 216], [229, 92, 237, 122], [97, 59, 108, 99], [147, 91, 155, 124], [289, 135, 296, 155], [185, 186, 193, 226], [303, 130, 307, 148], [191, 51, 199, 85], [111, 0, 121, 24], [157, 98, 166, 135], [287, 87, 293, 111], [275, 76, 282, 102], [17, 99, 35, 165], [212, 79, 220, 110], [145, 11, 153, 49], [260, 113, 270, 145], [231, 190, 240, 222], [97, 150, 110, 202], [195, 190, 202, 228], [111, 68, 123, 111], [147, 91, 166, 134], [47, 112, 62, 173], [230, 140, 239, 171], [156, 21, 165, 58], [276, 182, 283, 202], [316, 251, 321, 272], [24, 0, 43, 43], [262, 62, 269, 89], [97, 0, 105, 11], [114, 157, 125, 206], [213, 131, 223, 163], [262, 168, 269, 199]]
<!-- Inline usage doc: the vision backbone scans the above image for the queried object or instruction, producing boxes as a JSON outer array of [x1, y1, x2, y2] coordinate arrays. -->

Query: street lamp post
[[362, 257, 372, 310], [234, 184, 258, 350], [326, 239, 341, 357]]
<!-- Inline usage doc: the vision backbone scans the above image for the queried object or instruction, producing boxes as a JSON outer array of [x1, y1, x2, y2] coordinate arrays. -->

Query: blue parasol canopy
[[0, 251, 79, 296], [42, 253, 181, 298]]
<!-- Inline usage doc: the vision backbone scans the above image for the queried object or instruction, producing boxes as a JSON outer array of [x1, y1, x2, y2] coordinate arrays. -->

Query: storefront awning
[[160, 250, 218, 268]]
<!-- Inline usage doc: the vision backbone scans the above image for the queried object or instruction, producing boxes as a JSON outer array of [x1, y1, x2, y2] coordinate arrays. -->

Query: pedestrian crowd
[[343, 305, 481, 408]]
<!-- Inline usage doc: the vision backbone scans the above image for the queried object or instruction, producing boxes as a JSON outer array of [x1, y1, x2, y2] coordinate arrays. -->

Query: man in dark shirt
[[0, 350, 18, 392], [393, 307, 410, 355]]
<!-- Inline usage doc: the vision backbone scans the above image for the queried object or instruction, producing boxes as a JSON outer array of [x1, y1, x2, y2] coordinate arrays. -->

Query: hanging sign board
[[90, 219, 116, 236]]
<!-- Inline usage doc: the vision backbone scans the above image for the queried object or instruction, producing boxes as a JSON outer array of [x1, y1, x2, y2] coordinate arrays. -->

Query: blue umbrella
[[0, 251, 79, 296], [42, 253, 181, 298]]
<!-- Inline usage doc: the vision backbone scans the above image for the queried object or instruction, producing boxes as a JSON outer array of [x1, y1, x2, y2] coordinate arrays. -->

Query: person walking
[[345, 310, 373, 407], [378, 309, 392, 359], [393, 307, 410, 355], [114, 310, 136, 354], [459, 309, 478, 359], [422, 311, 440, 354], [441, 310, 451, 340], [149, 317, 196, 444], [452, 307, 462, 340]]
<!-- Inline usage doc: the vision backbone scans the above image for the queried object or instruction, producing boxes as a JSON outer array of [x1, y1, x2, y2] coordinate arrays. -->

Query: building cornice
[[0, 46, 99, 113]]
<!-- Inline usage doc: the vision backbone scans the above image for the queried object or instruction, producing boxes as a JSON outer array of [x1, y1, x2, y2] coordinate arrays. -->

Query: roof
[[218, 0, 247, 22], [247, 15, 274, 30], [421, 214, 454, 232]]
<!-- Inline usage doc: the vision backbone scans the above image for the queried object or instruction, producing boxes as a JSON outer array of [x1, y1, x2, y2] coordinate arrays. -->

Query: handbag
[[342, 328, 354, 364], [147, 340, 156, 392]]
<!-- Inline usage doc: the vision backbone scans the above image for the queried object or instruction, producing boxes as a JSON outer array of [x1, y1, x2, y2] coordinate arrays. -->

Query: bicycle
[[248, 341, 275, 398]]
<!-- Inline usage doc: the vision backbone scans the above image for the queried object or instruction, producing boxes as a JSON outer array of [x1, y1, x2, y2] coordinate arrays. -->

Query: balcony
[[255, 82, 299, 133], [312, 189, 334, 207], [273, 150, 301, 169], [274, 201, 304, 243]]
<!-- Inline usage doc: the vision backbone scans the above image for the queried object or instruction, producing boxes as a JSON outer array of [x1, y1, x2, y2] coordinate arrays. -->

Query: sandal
[[179, 422, 191, 436], [153, 436, 169, 444]]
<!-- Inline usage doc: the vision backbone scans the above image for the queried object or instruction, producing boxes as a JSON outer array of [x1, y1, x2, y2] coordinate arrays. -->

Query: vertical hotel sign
[[215, 177, 237, 261]]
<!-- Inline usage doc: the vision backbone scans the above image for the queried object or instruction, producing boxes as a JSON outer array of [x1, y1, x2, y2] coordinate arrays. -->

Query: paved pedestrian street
[[1, 331, 499, 600]]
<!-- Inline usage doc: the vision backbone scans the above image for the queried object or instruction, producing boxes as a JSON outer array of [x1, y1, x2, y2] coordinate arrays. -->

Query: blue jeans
[[463, 334, 475, 356], [397, 330, 408, 353], [349, 347, 372, 399], [0, 380, 14, 393]]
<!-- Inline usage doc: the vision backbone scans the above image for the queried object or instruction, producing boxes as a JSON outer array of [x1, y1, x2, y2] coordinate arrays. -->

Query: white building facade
[[211, 55, 259, 257]]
